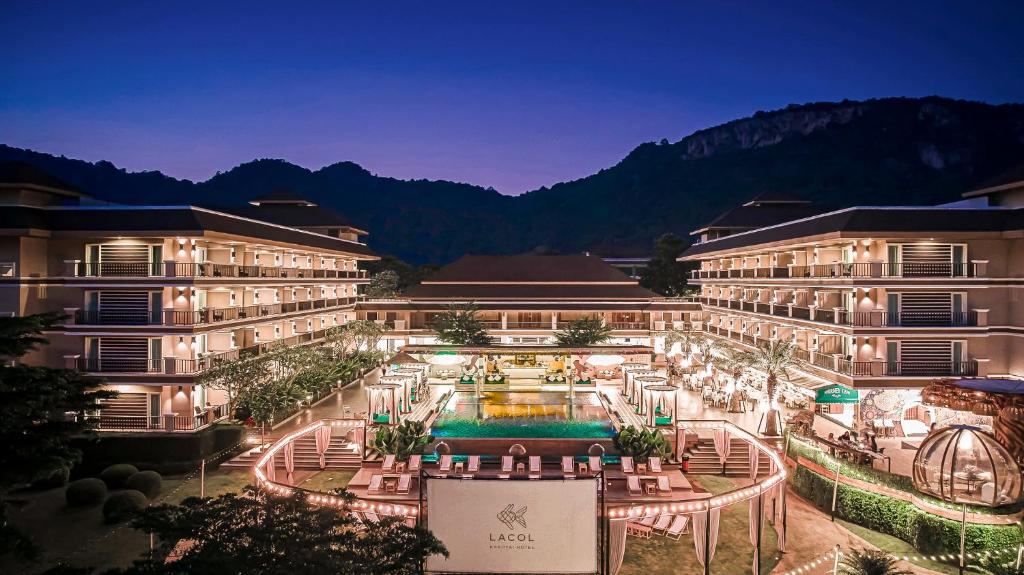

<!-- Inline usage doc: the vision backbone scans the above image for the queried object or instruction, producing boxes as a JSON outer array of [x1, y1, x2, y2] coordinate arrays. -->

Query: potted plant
[[613, 425, 670, 461], [370, 420, 435, 461]]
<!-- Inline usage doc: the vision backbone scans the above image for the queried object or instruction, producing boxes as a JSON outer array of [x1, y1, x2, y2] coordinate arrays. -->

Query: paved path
[[268, 366, 382, 439]]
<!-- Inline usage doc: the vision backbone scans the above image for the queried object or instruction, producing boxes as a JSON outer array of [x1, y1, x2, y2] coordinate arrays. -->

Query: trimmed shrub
[[65, 478, 108, 506], [33, 466, 70, 489], [102, 490, 148, 523], [125, 470, 163, 499], [99, 464, 139, 488], [791, 465, 1022, 554]]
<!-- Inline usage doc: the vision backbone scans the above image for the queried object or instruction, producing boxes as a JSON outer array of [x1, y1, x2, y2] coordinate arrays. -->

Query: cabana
[[645, 384, 678, 426], [366, 383, 401, 424], [379, 375, 414, 413], [632, 374, 665, 408], [625, 368, 658, 404]]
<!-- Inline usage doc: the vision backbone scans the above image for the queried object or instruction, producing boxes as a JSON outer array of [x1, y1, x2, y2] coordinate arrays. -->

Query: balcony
[[74, 358, 163, 373], [71, 298, 358, 327], [882, 361, 978, 377], [93, 404, 230, 432], [608, 321, 649, 330], [65, 261, 367, 280], [835, 311, 980, 328], [505, 321, 549, 329], [692, 261, 983, 280]]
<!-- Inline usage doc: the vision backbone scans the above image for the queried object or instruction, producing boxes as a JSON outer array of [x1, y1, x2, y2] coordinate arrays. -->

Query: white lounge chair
[[408, 454, 422, 472], [368, 474, 383, 494], [621, 456, 634, 474], [529, 456, 541, 476], [627, 475, 642, 495], [382, 454, 396, 472], [396, 473, 412, 494], [665, 515, 689, 540], [648, 456, 662, 473], [657, 475, 671, 493], [640, 513, 657, 527], [652, 514, 672, 534], [467, 455, 480, 473], [438, 455, 452, 475], [501, 455, 514, 474], [589, 456, 602, 472], [363, 510, 380, 524], [562, 456, 574, 474]]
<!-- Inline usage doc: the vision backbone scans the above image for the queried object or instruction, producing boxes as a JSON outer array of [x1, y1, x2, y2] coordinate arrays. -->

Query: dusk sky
[[2, 1, 1022, 194]]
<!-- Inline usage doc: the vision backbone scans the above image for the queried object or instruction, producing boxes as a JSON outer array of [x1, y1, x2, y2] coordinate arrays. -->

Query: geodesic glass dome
[[912, 425, 1022, 507]]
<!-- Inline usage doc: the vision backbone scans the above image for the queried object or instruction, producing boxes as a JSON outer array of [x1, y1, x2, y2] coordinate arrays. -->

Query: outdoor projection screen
[[425, 478, 599, 574]]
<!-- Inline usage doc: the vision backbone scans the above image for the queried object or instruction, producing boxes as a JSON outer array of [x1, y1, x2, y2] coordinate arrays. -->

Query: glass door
[[887, 244, 900, 277], [886, 341, 899, 375], [952, 245, 966, 277], [886, 293, 900, 326]]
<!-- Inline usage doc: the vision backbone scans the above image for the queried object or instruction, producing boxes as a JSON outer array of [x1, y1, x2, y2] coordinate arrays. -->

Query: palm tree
[[719, 348, 750, 413], [737, 340, 798, 436], [838, 549, 912, 575], [694, 334, 718, 372]]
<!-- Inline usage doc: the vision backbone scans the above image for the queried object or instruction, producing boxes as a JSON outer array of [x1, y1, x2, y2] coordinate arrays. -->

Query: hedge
[[99, 464, 139, 488], [102, 490, 149, 524], [125, 470, 163, 498], [790, 465, 1022, 554], [65, 478, 108, 506], [33, 466, 70, 489]]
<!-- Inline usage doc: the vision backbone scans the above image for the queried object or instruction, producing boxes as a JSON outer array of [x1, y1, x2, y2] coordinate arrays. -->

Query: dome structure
[[912, 425, 1022, 507]]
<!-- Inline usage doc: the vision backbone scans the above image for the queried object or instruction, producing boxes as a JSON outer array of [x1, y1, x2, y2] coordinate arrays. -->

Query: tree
[[117, 486, 447, 575], [719, 348, 750, 413], [366, 270, 399, 299], [432, 304, 492, 346], [0, 313, 115, 559], [737, 340, 798, 436], [838, 548, 912, 575], [639, 233, 691, 297], [554, 317, 612, 347]]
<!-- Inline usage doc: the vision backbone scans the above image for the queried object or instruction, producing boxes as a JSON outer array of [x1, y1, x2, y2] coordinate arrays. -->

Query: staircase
[[222, 435, 363, 470], [686, 438, 774, 477]]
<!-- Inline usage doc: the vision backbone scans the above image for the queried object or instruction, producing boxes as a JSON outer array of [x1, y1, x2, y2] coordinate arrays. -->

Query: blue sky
[[1, 1, 1021, 193]]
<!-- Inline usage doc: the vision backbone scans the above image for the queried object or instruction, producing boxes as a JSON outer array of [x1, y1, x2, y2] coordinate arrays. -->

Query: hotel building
[[0, 163, 377, 433], [356, 254, 701, 354], [680, 173, 1024, 433]]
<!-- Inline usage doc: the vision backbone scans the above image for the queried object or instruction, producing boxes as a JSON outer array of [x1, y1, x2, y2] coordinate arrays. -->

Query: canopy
[[585, 354, 626, 367], [428, 353, 468, 366], [814, 384, 859, 404], [952, 378, 1024, 395]]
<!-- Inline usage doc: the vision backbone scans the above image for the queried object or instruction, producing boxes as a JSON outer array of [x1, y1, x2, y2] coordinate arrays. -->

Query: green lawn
[[836, 519, 989, 575], [297, 470, 356, 492], [620, 476, 782, 575]]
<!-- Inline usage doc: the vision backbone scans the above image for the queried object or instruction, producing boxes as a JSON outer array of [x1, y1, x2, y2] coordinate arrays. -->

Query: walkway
[[269, 366, 382, 439]]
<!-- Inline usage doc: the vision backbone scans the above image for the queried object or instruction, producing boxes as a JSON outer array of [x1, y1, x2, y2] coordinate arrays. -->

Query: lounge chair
[[363, 510, 380, 524], [589, 456, 602, 473], [648, 456, 662, 473], [382, 454, 396, 472], [396, 473, 412, 494], [652, 514, 672, 534], [640, 513, 657, 527], [438, 455, 452, 475], [467, 455, 480, 474], [501, 455, 514, 475], [562, 456, 574, 475], [627, 475, 642, 495], [408, 454, 422, 472], [665, 515, 689, 539], [368, 474, 383, 494], [657, 475, 671, 493], [529, 456, 541, 477], [621, 456, 634, 474]]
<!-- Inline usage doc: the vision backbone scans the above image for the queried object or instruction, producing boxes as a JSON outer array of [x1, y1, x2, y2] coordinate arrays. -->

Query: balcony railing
[[67, 261, 367, 280], [692, 261, 981, 280], [835, 310, 979, 327], [608, 322, 648, 330], [505, 321, 549, 329], [169, 329, 331, 374], [75, 358, 163, 373], [72, 298, 358, 327], [93, 403, 230, 432], [883, 361, 978, 377]]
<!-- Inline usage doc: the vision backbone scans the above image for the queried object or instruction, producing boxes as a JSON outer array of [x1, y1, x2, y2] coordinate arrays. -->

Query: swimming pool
[[431, 391, 615, 438]]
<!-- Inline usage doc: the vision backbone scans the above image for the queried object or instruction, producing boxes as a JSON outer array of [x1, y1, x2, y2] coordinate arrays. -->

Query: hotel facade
[[680, 177, 1024, 433], [0, 163, 377, 433]]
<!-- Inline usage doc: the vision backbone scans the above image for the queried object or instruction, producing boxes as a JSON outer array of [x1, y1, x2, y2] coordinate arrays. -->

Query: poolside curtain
[[266, 454, 277, 482], [748, 446, 759, 481], [692, 507, 722, 568], [713, 428, 731, 465], [748, 496, 760, 575], [776, 482, 787, 551], [315, 424, 333, 469], [283, 441, 295, 478], [609, 519, 628, 574]]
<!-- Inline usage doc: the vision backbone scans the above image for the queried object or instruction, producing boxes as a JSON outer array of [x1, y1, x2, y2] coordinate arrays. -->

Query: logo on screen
[[496, 504, 527, 530]]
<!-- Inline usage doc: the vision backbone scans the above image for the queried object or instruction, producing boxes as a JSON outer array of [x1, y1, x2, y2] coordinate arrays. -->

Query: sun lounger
[[439, 455, 452, 475], [368, 474, 383, 493], [408, 454, 422, 472], [621, 456, 634, 474], [382, 454, 396, 472], [626, 520, 652, 538], [657, 475, 671, 493], [589, 456, 602, 473], [501, 455, 514, 474], [648, 456, 662, 473], [652, 514, 672, 534], [627, 475, 642, 495], [640, 513, 657, 527], [562, 456, 574, 475], [529, 456, 541, 477], [665, 515, 689, 540], [363, 510, 380, 524], [467, 455, 480, 474], [396, 473, 412, 494]]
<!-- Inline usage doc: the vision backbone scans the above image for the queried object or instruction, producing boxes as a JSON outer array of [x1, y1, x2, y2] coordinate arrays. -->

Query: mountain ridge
[[3, 96, 1023, 263]]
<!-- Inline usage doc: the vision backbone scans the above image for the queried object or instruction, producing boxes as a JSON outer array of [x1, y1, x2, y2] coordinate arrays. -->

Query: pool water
[[431, 391, 615, 438]]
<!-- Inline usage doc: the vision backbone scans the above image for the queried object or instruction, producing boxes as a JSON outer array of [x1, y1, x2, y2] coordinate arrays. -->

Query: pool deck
[[345, 460, 707, 507]]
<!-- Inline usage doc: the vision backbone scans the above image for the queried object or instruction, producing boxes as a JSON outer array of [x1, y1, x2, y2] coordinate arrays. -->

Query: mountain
[[3, 96, 1023, 263]]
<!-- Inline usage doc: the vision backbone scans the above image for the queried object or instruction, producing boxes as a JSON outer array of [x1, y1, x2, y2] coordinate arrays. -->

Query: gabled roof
[[248, 188, 317, 206], [691, 199, 823, 235], [216, 203, 366, 234], [962, 165, 1024, 199], [422, 254, 637, 284], [742, 191, 812, 206], [0, 161, 88, 197]]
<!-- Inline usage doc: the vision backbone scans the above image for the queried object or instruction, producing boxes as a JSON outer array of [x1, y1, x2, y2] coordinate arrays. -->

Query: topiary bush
[[102, 490, 149, 523], [33, 466, 70, 489], [65, 478, 108, 506], [99, 464, 139, 488], [125, 470, 163, 499], [791, 465, 1022, 555]]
